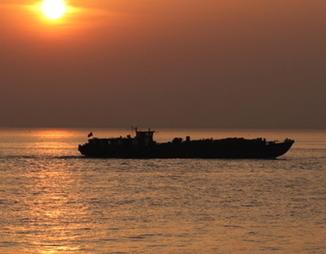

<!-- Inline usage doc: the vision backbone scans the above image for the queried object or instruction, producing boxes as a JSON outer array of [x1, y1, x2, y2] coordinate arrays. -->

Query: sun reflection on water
[[31, 129, 75, 138], [19, 162, 89, 253], [0, 129, 326, 253]]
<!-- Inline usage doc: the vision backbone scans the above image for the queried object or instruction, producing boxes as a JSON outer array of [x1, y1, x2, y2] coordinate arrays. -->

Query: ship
[[78, 129, 295, 159]]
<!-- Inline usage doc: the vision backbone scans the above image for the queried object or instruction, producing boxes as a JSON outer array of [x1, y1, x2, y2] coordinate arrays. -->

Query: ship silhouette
[[78, 129, 294, 159]]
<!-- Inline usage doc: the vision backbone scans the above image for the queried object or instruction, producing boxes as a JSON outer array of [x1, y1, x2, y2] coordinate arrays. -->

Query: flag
[[88, 132, 93, 138]]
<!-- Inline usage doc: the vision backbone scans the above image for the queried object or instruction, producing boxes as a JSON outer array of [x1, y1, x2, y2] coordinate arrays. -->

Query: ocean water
[[0, 129, 325, 254]]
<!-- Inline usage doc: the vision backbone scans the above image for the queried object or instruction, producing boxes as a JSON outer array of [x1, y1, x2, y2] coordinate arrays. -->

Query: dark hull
[[79, 140, 294, 159]]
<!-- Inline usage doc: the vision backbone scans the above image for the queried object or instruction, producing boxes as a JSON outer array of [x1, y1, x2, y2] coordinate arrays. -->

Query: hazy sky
[[1, 0, 325, 128]]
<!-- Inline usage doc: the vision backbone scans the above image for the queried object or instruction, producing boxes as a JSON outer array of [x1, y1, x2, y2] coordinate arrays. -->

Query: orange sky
[[1, 0, 326, 128]]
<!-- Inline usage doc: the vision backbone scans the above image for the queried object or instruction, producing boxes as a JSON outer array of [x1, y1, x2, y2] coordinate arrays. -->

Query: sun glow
[[41, 0, 67, 20]]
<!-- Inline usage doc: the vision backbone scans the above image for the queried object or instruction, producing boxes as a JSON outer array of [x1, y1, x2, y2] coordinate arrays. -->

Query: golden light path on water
[[0, 129, 325, 253]]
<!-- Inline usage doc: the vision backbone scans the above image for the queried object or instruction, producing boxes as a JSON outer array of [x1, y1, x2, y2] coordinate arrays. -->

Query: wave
[[0, 155, 84, 160]]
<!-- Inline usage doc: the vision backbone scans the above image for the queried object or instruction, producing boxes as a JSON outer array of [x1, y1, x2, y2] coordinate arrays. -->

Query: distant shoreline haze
[[0, 126, 325, 132]]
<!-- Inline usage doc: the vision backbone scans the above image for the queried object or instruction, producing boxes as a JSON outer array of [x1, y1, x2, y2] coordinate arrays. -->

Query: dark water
[[0, 129, 325, 254]]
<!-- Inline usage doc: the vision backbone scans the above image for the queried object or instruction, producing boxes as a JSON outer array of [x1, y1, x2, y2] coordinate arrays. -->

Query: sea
[[0, 129, 325, 254]]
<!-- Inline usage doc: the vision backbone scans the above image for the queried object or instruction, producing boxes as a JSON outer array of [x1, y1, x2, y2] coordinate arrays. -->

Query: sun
[[41, 0, 67, 20]]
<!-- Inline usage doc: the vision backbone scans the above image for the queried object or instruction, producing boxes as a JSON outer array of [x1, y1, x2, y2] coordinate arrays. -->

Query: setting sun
[[41, 0, 67, 20]]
